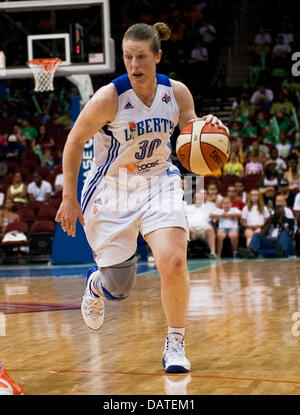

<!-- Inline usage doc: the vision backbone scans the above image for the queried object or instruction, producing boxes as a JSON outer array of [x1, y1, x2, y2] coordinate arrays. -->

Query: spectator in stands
[[234, 179, 247, 203], [54, 173, 64, 192], [271, 35, 292, 68], [245, 150, 264, 175], [186, 189, 217, 260], [41, 148, 55, 170], [277, 25, 294, 46], [261, 186, 276, 212], [21, 119, 38, 140], [277, 179, 295, 208], [239, 205, 295, 258], [227, 185, 245, 210], [230, 121, 243, 138], [223, 151, 244, 178], [199, 20, 216, 49], [275, 194, 297, 228], [210, 196, 241, 259], [12, 124, 26, 146], [241, 189, 270, 246], [242, 120, 258, 138], [284, 153, 300, 191], [269, 146, 287, 174], [270, 95, 295, 116], [229, 106, 248, 125], [239, 93, 257, 118], [2, 134, 25, 161], [0, 198, 20, 238], [263, 160, 280, 187], [254, 26, 272, 55], [275, 109, 292, 134], [36, 125, 55, 149], [246, 137, 270, 162], [189, 41, 209, 64], [255, 111, 269, 130], [27, 171, 52, 203], [230, 137, 245, 163], [6, 171, 28, 204], [294, 192, 300, 223], [207, 182, 223, 207], [250, 85, 274, 109], [276, 131, 292, 159]]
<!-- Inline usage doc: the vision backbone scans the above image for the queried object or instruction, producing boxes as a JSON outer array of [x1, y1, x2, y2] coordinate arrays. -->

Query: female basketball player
[[56, 22, 228, 373]]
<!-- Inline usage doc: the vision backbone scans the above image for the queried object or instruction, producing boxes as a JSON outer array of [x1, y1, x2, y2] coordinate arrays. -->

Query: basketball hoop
[[27, 58, 62, 92]]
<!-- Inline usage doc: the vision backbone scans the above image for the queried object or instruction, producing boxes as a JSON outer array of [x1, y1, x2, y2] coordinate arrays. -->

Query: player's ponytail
[[123, 22, 171, 54], [153, 22, 171, 42]]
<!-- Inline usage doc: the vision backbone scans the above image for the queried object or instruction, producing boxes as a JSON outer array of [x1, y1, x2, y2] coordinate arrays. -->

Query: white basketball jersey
[[81, 73, 181, 213]]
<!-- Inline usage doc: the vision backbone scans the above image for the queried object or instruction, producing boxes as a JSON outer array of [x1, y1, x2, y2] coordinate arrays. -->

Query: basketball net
[[27, 58, 62, 92]]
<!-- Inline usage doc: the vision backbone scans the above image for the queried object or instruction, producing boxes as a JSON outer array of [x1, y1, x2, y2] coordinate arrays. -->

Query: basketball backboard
[[0, 0, 115, 79]]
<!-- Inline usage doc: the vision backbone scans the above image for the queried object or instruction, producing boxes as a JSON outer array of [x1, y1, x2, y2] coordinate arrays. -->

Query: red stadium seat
[[36, 166, 51, 179], [244, 174, 263, 192], [37, 206, 57, 221], [31, 220, 55, 234], [26, 200, 46, 213], [30, 220, 56, 259], [16, 208, 35, 225], [48, 198, 62, 210], [21, 159, 39, 172]]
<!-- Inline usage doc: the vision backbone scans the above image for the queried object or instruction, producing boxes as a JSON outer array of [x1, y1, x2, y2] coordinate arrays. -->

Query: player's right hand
[[55, 199, 85, 238]]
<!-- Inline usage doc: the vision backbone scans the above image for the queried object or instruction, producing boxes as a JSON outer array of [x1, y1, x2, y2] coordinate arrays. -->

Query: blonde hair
[[247, 189, 265, 214], [123, 22, 171, 54]]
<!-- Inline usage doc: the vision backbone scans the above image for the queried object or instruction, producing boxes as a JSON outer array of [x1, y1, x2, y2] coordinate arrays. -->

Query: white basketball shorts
[[82, 172, 189, 267]]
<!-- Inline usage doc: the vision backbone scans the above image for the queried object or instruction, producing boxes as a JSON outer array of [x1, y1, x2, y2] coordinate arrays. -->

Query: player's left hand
[[189, 114, 229, 135]]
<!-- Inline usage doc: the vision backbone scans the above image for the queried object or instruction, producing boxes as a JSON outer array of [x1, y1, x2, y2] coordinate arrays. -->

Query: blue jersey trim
[[112, 73, 171, 96], [166, 166, 181, 177], [156, 73, 171, 87], [111, 74, 132, 96]]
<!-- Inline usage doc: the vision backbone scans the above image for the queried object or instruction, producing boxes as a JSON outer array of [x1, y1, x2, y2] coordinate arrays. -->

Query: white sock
[[168, 326, 185, 338]]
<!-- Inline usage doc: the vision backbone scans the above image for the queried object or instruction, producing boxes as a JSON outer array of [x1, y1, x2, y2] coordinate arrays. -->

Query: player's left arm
[[171, 79, 229, 134]]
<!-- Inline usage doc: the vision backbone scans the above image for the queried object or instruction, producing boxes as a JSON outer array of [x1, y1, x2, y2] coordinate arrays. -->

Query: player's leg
[[80, 186, 139, 330], [81, 255, 137, 330], [145, 227, 191, 373]]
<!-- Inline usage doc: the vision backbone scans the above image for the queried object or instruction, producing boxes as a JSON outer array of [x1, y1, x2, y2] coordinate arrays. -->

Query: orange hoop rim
[[27, 58, 62, 71]]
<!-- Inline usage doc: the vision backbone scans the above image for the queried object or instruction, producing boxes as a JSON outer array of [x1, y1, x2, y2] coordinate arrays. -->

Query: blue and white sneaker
[[81, 266, 105, 330], [162, 333, 191, 373]]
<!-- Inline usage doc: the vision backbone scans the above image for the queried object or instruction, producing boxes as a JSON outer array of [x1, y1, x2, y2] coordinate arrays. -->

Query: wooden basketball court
[[1, 258, 300, 395]]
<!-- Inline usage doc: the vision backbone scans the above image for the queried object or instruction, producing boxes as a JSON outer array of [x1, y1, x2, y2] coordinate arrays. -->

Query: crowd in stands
[[181, 2, 300, 260], [0, 85, 68, 264]]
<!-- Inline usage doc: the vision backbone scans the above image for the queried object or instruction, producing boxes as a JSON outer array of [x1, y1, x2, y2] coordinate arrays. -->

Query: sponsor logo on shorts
[[137, 160, 159, 173], [95, 196, 102, 205]]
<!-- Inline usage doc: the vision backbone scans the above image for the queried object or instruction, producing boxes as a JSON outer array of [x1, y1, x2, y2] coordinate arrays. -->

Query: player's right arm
[[55, 83, 118, 237]]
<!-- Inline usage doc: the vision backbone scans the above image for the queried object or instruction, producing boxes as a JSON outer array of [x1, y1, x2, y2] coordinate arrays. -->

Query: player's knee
[[100, 255, 137, 301], [160, 253, 186, 281]]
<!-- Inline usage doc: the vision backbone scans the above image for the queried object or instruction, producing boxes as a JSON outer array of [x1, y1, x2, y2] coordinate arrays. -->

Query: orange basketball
[[176, 120, 230, 175]]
